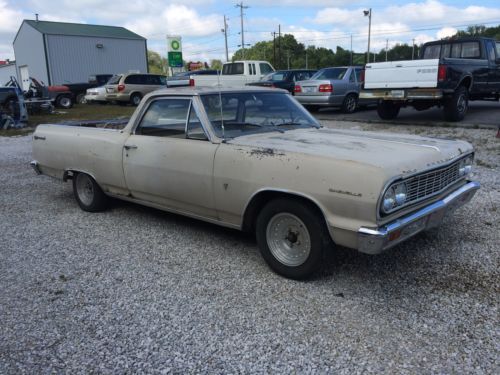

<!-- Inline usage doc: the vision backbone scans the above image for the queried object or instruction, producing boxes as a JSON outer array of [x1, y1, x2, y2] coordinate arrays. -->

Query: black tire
[[2, 96, 20, 119], [443, 86, 468, 122], [377, 100, 400, 120], [341, 93, 358, 114], [304, 105, 320, 113], [76, 93, 86, 104], [56, 95, 73, 109], [130, 93, 142, 106], [255, 198, 330, 279], [72, 173, 108, 212]]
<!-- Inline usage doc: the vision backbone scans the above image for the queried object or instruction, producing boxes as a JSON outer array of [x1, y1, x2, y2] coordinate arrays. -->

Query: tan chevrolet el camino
[[31, 87, 480, 279]]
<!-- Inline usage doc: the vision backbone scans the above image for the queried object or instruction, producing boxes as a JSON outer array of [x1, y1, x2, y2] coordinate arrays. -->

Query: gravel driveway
[[1, 122, 499, 373]]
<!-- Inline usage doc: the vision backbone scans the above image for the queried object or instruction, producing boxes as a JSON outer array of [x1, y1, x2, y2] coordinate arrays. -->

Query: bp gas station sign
[[167, 36, 183, 67]]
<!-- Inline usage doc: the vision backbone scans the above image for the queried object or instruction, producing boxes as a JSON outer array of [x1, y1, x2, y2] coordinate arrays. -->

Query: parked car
[[105, 73, 167, 105], [31, 87, 479, 279], [294, 66, 367, 113], [65, 74, 113, 104], [166, 70, 219, 88], [246, 69, 317, 94], [360, 37, 500, 121], [84, 86, 108, 104], [191, 60, 274, 87]]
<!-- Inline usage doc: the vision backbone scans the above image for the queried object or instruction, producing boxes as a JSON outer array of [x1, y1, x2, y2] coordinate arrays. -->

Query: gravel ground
[[0, 122, 499, 373]]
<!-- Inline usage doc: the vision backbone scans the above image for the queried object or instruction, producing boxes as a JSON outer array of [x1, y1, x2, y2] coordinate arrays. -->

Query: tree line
[[148, 24, 499, 73]]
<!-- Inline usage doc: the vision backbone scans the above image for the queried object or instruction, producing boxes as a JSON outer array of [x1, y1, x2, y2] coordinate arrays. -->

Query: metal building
[[0, 62, 17, 85], [13, 20, 148, 90]]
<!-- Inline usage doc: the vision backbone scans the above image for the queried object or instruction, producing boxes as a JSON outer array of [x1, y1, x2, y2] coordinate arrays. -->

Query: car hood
[[227, 127, 473, 178]]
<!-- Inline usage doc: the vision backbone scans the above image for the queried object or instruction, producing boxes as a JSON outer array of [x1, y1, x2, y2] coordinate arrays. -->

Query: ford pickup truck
[[31, 87, 479, 279], [360, 37, 500, 121], [191, 61, 274, 87]]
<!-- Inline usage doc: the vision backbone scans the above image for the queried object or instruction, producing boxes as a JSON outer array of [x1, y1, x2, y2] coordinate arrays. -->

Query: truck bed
[[364, 59, 439, 89]]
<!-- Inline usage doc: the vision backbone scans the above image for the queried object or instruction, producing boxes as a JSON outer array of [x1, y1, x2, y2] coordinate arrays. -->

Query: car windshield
[[200, 92, 320, 139], [311, 68, 348, 80]]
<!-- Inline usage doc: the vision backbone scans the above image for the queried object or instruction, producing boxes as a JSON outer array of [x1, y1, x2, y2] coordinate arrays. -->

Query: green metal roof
[[24, 20, 145, 40]]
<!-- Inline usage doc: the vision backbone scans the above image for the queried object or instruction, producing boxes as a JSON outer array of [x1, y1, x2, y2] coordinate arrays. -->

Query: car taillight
[[294, 85, 302, 93], [318, 84, 333, 92], [360, 69, 365, 82], [438, 65, 447, 82], [117, 84, 125, 92], [189, 78, 194, 86]]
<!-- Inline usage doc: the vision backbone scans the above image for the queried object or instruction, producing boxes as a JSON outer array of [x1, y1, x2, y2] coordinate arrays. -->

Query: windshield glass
[[200, 92, 320, 139], [311, 68, 348, 80]]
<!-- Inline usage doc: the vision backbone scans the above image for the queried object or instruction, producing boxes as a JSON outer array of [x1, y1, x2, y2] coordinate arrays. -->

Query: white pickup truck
[[191, 60, 275, 87], [360, 37, 500, 121]]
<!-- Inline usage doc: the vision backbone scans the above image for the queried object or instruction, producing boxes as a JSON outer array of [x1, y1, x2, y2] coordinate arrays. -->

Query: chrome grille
[[405, 160, 462, 205]]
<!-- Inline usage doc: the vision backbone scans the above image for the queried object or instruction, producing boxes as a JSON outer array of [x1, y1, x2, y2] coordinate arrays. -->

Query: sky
[[1, 0, 500, 63]]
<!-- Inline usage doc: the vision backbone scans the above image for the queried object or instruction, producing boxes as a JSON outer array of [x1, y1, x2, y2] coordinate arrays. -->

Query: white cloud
[[436, 27, 458, 39]]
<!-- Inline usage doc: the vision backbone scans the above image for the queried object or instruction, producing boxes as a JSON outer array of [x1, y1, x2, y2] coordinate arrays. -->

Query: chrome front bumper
[[358, 181, 480, 254], [360, 88, 443, 101]]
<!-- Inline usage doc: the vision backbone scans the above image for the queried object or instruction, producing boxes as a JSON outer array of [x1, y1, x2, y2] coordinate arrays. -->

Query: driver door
[[122, 97, 219, 219]]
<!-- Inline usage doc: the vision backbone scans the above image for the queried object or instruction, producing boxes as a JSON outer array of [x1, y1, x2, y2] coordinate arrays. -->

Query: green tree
[[210, 59, 224, 70], [147, 50, 167, 74]]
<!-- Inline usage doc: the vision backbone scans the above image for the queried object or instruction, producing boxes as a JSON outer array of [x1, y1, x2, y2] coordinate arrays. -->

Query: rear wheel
[[342, 93, 358, 114], [73, 173, 108, 212], [256, 199, 330, 279], [443, 86, 468, 122], [130, 93, 142, 106], [377, 100, 400, 120]]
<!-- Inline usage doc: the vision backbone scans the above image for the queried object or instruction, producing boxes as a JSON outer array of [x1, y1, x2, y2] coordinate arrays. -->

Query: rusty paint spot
[[248, 148, 285, 157], [328, 188, 362, 197]]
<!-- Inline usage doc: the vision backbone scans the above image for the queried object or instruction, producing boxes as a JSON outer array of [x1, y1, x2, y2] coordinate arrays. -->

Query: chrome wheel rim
[[266, 213, 311, 267], [346, 96, 356, 112], [76, 174, 94, 206], [457, 94, 467, 114]]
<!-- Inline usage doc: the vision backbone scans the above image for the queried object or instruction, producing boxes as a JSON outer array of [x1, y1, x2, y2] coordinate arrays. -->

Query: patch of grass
[[28, 103, 136, 127]]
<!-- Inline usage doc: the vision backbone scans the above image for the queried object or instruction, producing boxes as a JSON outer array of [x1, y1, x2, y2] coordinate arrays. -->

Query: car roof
[[150, 86, 288, 97]]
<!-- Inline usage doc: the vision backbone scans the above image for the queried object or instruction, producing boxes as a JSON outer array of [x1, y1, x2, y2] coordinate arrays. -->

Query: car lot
[[0, 118, 498, 372], [315, 101, 500, 128]]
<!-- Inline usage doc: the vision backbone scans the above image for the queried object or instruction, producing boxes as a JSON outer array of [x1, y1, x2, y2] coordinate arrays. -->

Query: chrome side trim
[[30, 160, 41, 175], [358, 181, 480, 254]]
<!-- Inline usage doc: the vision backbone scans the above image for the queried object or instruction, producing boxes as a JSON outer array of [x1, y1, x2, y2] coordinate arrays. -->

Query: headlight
[[382, 182, 407, 213], [459, 155, 473, 177]]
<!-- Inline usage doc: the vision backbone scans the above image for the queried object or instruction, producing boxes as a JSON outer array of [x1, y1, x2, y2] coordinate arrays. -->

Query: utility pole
[[235, 2, 249, 59], [305, 46, 308, 69], [272, 31, 277, 67], [386, 39, 388, 61], [222, 15, 229, 62], [363, 8, 372, 64], [350, 34, 353, 65], [287, 51, 290, 69], [278, 24, 281, 69], [412, 38, 415, 60]]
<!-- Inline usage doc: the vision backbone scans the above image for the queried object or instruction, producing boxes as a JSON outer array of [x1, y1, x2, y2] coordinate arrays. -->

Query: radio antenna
[[217, 70, 226, 142]]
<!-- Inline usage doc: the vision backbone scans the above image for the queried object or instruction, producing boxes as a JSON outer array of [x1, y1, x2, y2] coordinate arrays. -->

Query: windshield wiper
[[274, 121, 321, 129]]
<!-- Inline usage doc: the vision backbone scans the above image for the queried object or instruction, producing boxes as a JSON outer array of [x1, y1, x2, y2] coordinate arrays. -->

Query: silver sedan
[[294, 66, 367, 113]]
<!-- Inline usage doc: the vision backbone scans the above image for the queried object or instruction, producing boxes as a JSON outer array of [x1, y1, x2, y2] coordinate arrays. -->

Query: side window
[[260, 63, 274, 75], [355, 69, 362, 82], [441, 44, 451, 58], [496, 42, 500, 59], [124, 75, 139, 84], [186, 106, 208, 140], [136, 99, 190, 137], [451, 43, 461, 58], [423, 45, 441, 59], [486, 41, 496, 62], [461, 42, 480, 58], [349, 70, 355, 83]]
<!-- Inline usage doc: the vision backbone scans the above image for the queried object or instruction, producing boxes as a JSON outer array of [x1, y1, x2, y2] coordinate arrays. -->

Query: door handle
[[124, 144, 138, 150]]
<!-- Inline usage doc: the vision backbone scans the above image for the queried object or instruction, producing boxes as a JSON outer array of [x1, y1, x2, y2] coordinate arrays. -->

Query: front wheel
[[256, 199, 330, 279], [56, 95, 73, 109], [377, 100, 400, 120], [443, 86, 468, 122], [73, 173, 108, 212]]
